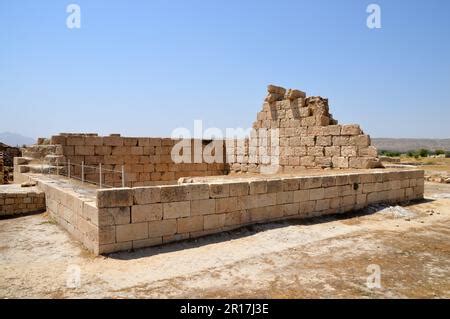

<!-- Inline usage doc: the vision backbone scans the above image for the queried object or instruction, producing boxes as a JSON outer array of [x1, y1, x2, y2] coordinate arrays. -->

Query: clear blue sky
[[1, 0, 449, 139]]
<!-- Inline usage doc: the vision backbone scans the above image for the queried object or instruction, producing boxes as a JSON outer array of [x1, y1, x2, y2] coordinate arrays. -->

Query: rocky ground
[[0, 182, 449, 299]]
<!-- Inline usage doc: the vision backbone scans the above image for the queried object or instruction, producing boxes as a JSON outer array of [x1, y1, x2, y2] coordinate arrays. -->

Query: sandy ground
[[0, 182, 449, 299]]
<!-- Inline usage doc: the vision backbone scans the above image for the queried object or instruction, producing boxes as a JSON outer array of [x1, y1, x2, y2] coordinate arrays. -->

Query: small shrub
[[419, 149, 429, 157]]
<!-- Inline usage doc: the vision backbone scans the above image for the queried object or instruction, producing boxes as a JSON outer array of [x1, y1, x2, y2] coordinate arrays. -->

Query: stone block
[[341, 124, 362, 136], [133, 187, 161, 205], [216, 197, 239, 213], [341, 146, 358, 157], [163, 201, 190, 219], [97, 188, 133, 208], [185, 184, 210, 200], [229, 182, 249, 197], [191, 199, 215, 216], [177, 216, 204, 233], [209, 183, 230, 198], [98, 207, 131, 226], [160, 185, 189, 202], [249, 180, 267, 194], [104, 136, 124, 147], [116, 222, 148, 242], [204, 213, 226, 230], [131, 203, 163, 222], [148, 219, 177, 237]]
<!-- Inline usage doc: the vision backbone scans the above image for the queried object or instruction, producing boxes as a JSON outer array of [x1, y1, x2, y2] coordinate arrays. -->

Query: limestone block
[[315, 156, 332, 168], [267, 84, 286, 95], [358, 146, 378, 157], [177, 216, 204, 233], [123, 138, 138, 146], [341, 124, 362, 136], [299, 107, 312, 117], [51, 135, 67, 146], [191, 199, 215, 216], [84, 136, 104, 146], [308, 146, 324, 157], [285, 89, 306, 100], [116, 222, 148, 242], [315, 115, 330, 126], [300, 136, 315, 146], [325, 146, 341, 157], [309, 188, 325, 201], [350, 135, 371, 147], [97, 188, 133, 208], [215, 197, 239, 213], [104, 136, 124, 147], [332, 156, 349, 168], [263, 91, 283, 103], [133, 187, 161, 204], [160, 185, 189, 202], [300, 156, 315, 167], [249, 180, 268, 194], [99, 207, 131, 226], [341, 146, 358, 157], [332, 136, 350, 146], [316, 136, 332, 146], [163, 201, 190, 219], [66, 136, 84, 146], [131, 203, 162, 222], [204, 213, 226, 230], [148, 219, 177, 237], [323, 125, 342, 136], [229, 182, 249, 197], [185, 184, 210, 200], [99, 226, 116, 245], [209, 183, 230, 198]]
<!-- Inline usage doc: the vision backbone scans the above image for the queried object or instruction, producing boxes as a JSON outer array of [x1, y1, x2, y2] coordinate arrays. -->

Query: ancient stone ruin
[[9, 85, 424, 254], [0, 153, 4, 184], [229, 85, 382, 174]]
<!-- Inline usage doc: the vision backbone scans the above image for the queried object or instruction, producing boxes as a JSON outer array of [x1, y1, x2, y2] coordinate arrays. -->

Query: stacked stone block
[[229, 85, 382, 173], [0, 186, 46, 216], [49, 134, 226, 187], [0, 153, 4, 184], [94, 169, 423, 254]]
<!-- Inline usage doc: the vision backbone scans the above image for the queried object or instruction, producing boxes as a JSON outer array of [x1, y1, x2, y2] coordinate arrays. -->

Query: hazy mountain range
[[372, 138, 450, 152], [0, 132, 36, 147]]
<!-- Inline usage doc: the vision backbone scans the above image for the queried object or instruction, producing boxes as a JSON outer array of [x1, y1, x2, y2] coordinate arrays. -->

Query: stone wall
[[94, 168, 423, 254], [40, 178, 99, 253], [50, 134, 226, 187], [228, 85, 382, 173], [0, 153, 4, 184], [0, 185, 46, 216]]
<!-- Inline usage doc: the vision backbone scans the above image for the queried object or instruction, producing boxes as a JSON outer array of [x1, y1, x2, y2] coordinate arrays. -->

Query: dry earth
[[0, 183, 449, 299]]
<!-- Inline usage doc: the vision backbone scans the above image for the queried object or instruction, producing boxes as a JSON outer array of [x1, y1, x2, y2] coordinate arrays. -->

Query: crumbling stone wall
[[228, 85, 382, 173], [0, 153, 4, 184], [50, 134, 226, 187]]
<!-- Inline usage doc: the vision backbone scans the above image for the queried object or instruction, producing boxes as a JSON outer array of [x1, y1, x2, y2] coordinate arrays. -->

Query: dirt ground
[[0, 182, 449, 299]]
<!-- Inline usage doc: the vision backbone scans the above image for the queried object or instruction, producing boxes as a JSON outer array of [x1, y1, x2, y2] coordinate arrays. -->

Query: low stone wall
[[0, 185, 46, 217], [38, 179, 99, 253], [50, 134, 226, 187], [94, 168, 424, 254]]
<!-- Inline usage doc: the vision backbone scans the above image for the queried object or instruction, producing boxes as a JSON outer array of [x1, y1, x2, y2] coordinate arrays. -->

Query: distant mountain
[[0, 132, 35, 147], [372, 138, 450, 153]]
